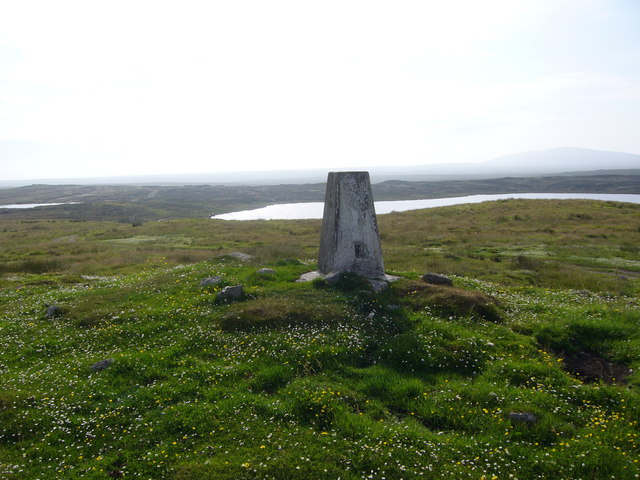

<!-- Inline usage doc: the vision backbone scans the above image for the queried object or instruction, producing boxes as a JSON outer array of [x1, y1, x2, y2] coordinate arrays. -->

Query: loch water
[[212, 193, 640, 220]]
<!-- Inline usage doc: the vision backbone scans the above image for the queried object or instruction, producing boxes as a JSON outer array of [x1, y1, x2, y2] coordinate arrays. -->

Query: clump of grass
[[220, 296, 345, 331], [249, 364, 296, 393], [512, 254, 543, 271], [0, 258, 66, 274], [396, 280, 504, 322]]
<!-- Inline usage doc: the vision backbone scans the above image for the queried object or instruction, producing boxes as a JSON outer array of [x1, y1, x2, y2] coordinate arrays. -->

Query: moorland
[[1, 181, 640, 478], [2, 172, 640, 222]]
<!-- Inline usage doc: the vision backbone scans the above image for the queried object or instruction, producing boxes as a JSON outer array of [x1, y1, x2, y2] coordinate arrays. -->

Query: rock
[[217, 285, 244, 302], [257, 268, 276, 275], [228, 252, 254, 262], [367, 278, 389, 293], [323, 271, 345, 285], [45, 305, 63, 318], [296, 271, 323, 283], [508, 412, 538, 424], [421, 273, 453, 286], [90, 359, 114, 371], [199, 275, 223, 287]]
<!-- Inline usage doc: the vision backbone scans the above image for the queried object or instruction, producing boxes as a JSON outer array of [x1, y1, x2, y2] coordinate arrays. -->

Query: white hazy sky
[[1, 0, 639, 180]]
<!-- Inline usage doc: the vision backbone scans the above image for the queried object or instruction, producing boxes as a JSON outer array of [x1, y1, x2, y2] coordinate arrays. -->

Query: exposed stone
[[421, 273, 453, 286], [323, 271, 346, 285], [367, 279, 389, 293], [227, 252, 255, 262], [318, 172, 385, 279], [90, 359, 114, 371], [199, 275, 223, 287], [257, 268, 276, 275], [217, 285, 244, 302], [45, 305, 63, 318], [508, 412, 538, 424], [296, 270, 401, 288], [296, 271, 323, 283]]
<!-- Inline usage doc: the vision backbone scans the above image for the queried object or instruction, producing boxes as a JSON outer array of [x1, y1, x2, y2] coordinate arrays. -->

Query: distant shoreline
[[213, 193, 640, 220]]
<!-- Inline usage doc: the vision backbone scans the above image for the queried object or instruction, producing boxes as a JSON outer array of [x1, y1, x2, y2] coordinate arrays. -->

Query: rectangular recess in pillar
[[318, 172, 385, 278]]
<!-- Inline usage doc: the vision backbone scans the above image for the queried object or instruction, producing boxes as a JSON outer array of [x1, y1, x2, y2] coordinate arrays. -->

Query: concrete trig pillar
[[318, 171, 385, 278]]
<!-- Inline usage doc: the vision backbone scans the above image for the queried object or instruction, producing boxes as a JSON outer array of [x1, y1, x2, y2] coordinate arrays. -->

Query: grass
[[1, 199, 640, 479]]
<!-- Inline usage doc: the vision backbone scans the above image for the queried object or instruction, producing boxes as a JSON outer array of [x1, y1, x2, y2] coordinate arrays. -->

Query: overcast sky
[[1, 0, 639, 180]]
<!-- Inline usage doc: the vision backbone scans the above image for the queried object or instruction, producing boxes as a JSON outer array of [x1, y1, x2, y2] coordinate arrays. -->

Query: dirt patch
[[562, 351, 631, 384]]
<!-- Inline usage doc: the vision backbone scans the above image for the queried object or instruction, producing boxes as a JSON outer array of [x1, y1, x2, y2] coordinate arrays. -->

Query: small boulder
[[323, 271, 345, 285], [228, 252, 255, 262], [90, 359, 114, 372], [217, 285, 244, 302], [421, 273, 453, 286], [367, 279, 389, 293], [508, 412, 538, 424], [296, 271, 322, 283], [45, 305, 63, 318], [257, 268, 276, 275], [199, 275, 223, 287]]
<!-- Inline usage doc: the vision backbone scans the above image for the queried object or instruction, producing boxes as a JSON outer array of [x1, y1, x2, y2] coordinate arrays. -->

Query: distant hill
[[366, 147, 640, 181], [484, 147, 640, 174], [1, 146, 638, 187]]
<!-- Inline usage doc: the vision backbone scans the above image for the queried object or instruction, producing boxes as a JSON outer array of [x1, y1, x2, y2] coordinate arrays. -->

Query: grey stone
[[296, 270, 399, 288], [367, 279, 389, 293], [421, 273, 453, 286], [508, 412, 538, 424], [199, 275, 223, 287], [318, 172, 385, 279], [45, 305, 62, 318], [90, 359, 114, 371], [323, 271, 346, 285], [228, 252, 254, 262], [296, 271, 323, 283], [257, 268, 276, 275], [217, 285, 244, 301]]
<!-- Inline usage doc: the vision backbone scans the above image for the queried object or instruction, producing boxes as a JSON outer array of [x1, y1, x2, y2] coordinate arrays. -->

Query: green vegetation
[[1, 199, 639, 479]]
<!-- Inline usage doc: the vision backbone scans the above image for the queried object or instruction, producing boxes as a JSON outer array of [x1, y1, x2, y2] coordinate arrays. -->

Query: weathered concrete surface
[[318, 172, 385, 278]]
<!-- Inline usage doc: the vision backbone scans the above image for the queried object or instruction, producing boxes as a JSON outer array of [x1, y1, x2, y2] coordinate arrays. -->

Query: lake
[[0, 202, 80, 209], [212, 193, 640, 220]]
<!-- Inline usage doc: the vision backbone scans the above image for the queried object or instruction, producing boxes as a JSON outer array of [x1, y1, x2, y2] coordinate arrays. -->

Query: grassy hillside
[[1, 199, 639, 479]]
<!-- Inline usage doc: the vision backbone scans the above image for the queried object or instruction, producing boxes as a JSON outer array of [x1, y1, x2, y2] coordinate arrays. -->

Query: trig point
[[318, 171, 385, 279]]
